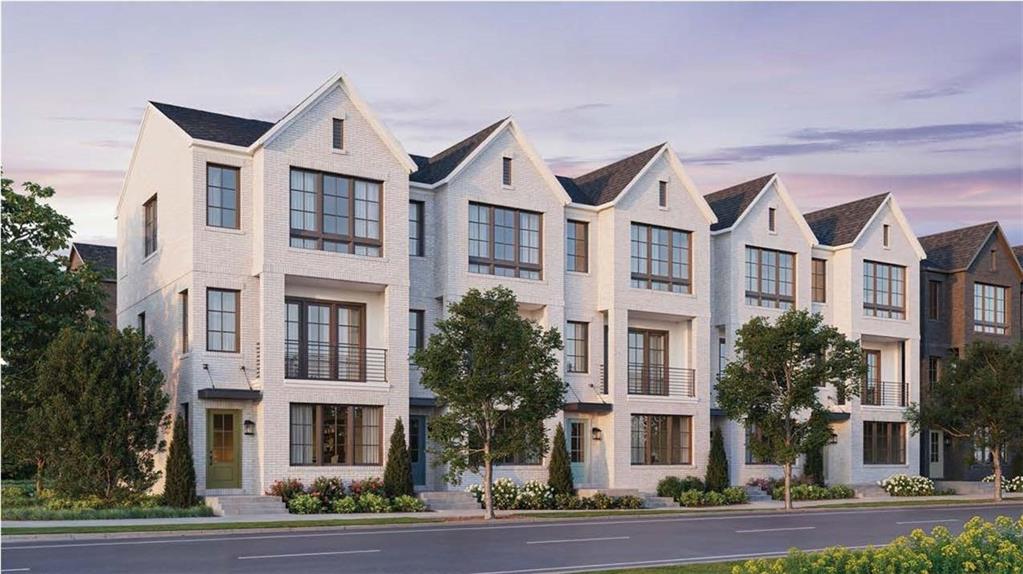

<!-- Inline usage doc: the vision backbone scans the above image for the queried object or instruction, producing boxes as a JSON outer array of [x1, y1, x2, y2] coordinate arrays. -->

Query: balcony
[[627, 363, 695, 398], [285, 341, 387, 383], [860, 380, 907, 407]]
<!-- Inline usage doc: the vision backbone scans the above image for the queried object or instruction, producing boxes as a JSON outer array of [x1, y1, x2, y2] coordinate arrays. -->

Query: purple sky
[[3, 2, 1021, 246]]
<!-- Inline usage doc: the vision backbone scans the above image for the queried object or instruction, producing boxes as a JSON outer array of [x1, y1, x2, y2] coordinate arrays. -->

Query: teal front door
[[410, 415, 427, 487], [568, 419, 587, 485]]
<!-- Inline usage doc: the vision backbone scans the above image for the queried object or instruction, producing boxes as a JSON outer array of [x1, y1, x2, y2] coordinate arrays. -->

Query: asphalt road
[[3, 503, 1021, 574]]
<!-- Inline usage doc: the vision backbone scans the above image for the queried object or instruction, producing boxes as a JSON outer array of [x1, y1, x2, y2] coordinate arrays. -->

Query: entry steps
[[417, 490, 481, 511], [206, 495, 289, 516]]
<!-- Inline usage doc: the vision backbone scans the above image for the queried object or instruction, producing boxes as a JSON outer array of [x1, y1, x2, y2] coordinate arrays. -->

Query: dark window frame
[[502, 156, 512, 186], [630, 414, 692, 466], [494, 418, 542, 465], [863, 421, 906, 465], [409, 309, 425, 362], [745, 246, 796, 308], [409, 200, 425, 257], [863, 260, 906, 319], [812, 258, 827, 303], [566, 219, 589, 273], [143, 195, 158, 256], [882, 224, 890, 248], [927, 280, 942, 321], [137, 312, 146, 337], [289, 403, 383, 467], [285, 297, 367, 381], [768, 207, 776, 232], [658, 180, 667, 207], [927, 356, 942, 390], [289, 167, 383, 256], [206, 288, 240, 353], [973, 282, 1008, 334], [630, 222, 692, 293], [180, 289, 189, 353], [565, 321, 589, 373], [467, 202, 543, 280], [332, 118, 344, 150], [206, 163, 240, 229]]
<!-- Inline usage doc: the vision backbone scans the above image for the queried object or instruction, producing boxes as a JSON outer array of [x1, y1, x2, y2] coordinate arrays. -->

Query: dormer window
[[768, 208, 776, 232], [883, 224, 890, 248], [502, 157, 512, 186], [658, 181, 667, 208], [332, 118, 344, 150]]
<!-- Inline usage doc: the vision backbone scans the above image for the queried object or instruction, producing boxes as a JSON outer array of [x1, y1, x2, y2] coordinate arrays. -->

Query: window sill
[[284, 378, 391, 392], [468, 270, 546, 285], [142, 250, 160, 265], [331, 149, 349, 156], [861, 314, 909, 324], [287, 247, 387, 263], [630, 463, 696, 468], [859, 404, 908, 411], [629, 286, 696, 298], [206, 226, 245, 235], [501, 184, 515, 191], [627, 395, 698, 404], [566, 270, 591, 277]]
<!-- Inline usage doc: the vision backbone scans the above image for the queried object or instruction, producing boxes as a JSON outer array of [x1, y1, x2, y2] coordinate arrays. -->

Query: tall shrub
[[383, 417, 414, 498], [803, 445, 825, 487], [163, 415, 197, 508], [705, 428, 729, 492], [547, 423, 575, 495]]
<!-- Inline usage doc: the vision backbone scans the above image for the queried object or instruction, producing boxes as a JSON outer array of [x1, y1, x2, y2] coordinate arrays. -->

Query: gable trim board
[[707, 174, 818, 244]]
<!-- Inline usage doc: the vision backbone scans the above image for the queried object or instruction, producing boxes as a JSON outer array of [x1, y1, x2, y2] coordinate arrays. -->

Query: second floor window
[[812, 258, 827, 303], [289, 168, 382, 256], [468, 202, 542, 280], [566, 220, 588, 273], [143, 195, 158, 256], [630, 223, 691, 293], [409, 309, 424, 361], [409, 201, 424, 257], [863, 260, 905, 319], [565, 321, 588, 373], [973, 282, 1007, 334], [207, 288, 239, 352], [207, 164, 239, 229], [745, 246, 794, 309]]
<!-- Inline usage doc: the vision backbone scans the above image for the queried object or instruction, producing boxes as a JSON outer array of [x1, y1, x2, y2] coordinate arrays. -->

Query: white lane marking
[[896, 519, 959, 525], [1, 569, 31, 572], [526, 536, 629, 545], [238, 549, 379, 560], [6, 503, 1019, 550], [736, 526, 816, 534]]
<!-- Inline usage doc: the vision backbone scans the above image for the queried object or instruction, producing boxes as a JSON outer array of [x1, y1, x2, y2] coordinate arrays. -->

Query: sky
[[3, 2, 1021, 246]]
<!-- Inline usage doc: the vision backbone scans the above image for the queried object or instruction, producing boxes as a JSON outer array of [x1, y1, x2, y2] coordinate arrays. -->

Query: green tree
[[705, 428, 730, 493], [547, 423, 575, 496], [414, 287, 565, 519], [906, 340, 1023, 501], [163, 415, 197, 508], [33, 327, 170, 501], [1, 177, 106, 491], [383, 417, 414, 498], [716, 309, 864, 510]]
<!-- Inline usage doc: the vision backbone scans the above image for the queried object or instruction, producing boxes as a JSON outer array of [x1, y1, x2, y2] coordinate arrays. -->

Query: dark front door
[[206, 409, 241, 489], [410, 415, 427, 486]]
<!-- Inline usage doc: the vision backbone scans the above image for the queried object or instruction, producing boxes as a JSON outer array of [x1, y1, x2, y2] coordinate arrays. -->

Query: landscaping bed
[[267, 477, 427, 514], [467, 479, 645, 510], [744, 477, 856, 502], [1, 482, 213, 521], [657, 476, 748, 508]]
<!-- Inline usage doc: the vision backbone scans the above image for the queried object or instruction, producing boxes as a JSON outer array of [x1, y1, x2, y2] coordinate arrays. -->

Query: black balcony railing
[[599, 364, 608, 394], [285, 341, 387, 382], [860, 380, 907, 407], [627, 363, 696, 397]]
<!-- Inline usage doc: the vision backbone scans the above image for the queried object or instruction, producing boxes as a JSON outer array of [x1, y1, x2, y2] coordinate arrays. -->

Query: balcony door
[[286, 299, 365, 381], [863, 350, 881, 405], [628, 329, 668, 395]]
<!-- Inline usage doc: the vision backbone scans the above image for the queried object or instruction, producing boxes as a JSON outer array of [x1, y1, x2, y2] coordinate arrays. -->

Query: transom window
[[285, 299, 367, 381], [973, 283, 1007, 334], [468, 202, 542, 280], [863, 261, 905, 319], [745, 246, 795, 309], [566, 220, 588, 273], [812, 258, 826, 303], [289, 168, 382, 256], [206, 288, 239, 352], [289, 403, 382, 466], [565, 321, 588, 373], [630, 414, 692, 465], [630, 223, 691, 293], [207, 164, 239, 229], [863, 421, 905, 465]]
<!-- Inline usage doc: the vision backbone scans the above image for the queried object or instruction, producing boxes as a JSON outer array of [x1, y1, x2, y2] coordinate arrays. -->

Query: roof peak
[[409, 118, 508, 185], [557, 144, 665, 205]]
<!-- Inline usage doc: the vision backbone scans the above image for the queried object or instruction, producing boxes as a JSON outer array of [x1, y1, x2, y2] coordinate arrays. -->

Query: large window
[[289, 168, 382, 256], [631, 414, 692, 465], [207, 164, 239, 229], [285, 299, 371, 381], [565, 321, 588, 373], [566, 220, 588, 273], [409, 309, 424, 362], [144, 195, 158, 256], [409, 200, 424, 257], [745, 246, 795, 308], [630, 223, 691, 293], [468, 202, 542, 279], [863, 421, 905, 465], [863, 261, 905, 319], [206, 288, 239, 352], [289, 403, 382, 466], [812, 258, 827, 303], [973, 283, 1007, 334]]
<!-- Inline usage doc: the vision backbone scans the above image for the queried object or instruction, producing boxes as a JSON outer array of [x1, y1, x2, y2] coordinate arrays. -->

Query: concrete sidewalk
[[3, 492, 1020, 530]]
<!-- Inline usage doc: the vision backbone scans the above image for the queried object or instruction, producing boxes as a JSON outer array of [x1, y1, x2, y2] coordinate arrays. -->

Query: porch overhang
[[197, 388, 263, 401], [410, 397, 438, 408], [563, 402, 612, 413], [827, 411, 851, 422]]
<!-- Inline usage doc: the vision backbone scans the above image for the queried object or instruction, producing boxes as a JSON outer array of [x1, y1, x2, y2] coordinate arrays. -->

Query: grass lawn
[[588, 562, 741, 573]]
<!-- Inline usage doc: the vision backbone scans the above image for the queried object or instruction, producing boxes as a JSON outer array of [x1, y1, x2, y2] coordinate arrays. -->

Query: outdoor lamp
[[591, 427, 603, 441], [243, 419, 256, 436]]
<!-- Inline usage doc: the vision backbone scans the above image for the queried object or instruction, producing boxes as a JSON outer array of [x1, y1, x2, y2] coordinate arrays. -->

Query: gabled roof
[[70, 243, 117, 280], [919, 222, 999, 271], [704, 174, 776, 231], [804, 193, 889, 246], [149, 102, 274, 147], [1013, 245, 1023, 267], [409, 119, 506, 185], [556, 144, 663, 206]]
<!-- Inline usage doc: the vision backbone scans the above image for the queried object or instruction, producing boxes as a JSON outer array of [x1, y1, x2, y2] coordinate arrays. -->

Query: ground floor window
[[745, 425, 774, 465], [631, 414, 692, 465], [863, 421, 905, 465], [493, 419, 543, 465], [289, 403, 382, 466]]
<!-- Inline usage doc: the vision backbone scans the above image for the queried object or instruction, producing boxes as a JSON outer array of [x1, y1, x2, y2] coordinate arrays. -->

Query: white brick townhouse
[[118, 72, 920, 497]]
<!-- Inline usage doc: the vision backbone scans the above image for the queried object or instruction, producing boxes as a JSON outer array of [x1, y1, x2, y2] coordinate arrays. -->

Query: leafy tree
[[163, 415, 197, 508], [414, 287, 565, 519], [1, 177, 106, 491], [716, 309, 864, 510], [803, 445, 825, 487], [383, 417, 414, 498], [547, 423, 575, 496], [906, 341, 1023, 501], [705, 428, 730, 492], [33, 327, 170, 501]]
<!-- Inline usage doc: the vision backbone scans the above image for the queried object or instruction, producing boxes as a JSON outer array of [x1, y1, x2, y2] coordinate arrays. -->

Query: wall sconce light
[[243, 419, 256, 436], [591, 427, 603, 441]]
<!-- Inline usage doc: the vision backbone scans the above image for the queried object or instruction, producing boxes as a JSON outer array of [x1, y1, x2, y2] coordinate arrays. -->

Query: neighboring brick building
[[917, 222, 1023, 480], [69, 242, 117, 325]]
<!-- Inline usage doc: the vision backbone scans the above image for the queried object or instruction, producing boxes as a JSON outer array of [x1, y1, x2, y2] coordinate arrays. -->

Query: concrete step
[[418, 491, 480, 510], [744, 486, 773, 502], [206, 495, 289, 516]]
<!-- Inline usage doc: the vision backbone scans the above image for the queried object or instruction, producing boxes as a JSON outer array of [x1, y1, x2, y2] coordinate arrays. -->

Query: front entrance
[[410, 415, 427, 487], [206, 409, 241, 489], [568, 419, 588, 485], [929, 430, 944, 479]]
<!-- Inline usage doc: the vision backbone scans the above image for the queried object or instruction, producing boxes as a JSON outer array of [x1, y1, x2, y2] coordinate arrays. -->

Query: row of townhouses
[[112, 73, 1023, 497]]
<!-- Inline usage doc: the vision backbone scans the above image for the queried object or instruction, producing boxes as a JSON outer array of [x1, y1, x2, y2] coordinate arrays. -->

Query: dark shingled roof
[[1013, 245, 1023, 267], [71, 243, 117, 280], [409, 119, 507, 185], [151, 102, 275, 147], [557, 144, 664, 206], [704, 174, 775, 231], [804, 193, 888, 246], [919, 222, 999, 271]]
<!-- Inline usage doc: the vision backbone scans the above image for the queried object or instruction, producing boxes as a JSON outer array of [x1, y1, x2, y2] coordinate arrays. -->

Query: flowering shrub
[[287, 493, 321, 514], [516, 481, 555, 510], [330, 497, 358, 513], [348, 477, 385, 498], [878, 474, 934, 497], [390, 495, 426, 512], [265, 478, 305, 504], [723, 486, 749, 505], [491, 478, 520, 509], [310, 476, 345, 506], [982, 474, 1023, 493], [770, 484, 854, 501], [357, 493, 391, 513], [734, 516, 1023, 573]]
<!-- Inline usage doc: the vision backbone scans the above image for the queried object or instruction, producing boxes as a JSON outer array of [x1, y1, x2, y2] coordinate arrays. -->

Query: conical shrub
[[547, 423, 575, 495], [705, 428, 730, 493], [384, 417, 414, 498], [163, 415, 197, 507]]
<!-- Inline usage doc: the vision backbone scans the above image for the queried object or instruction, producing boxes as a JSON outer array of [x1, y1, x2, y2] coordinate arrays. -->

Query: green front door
[[206, 409, 241, 489]]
